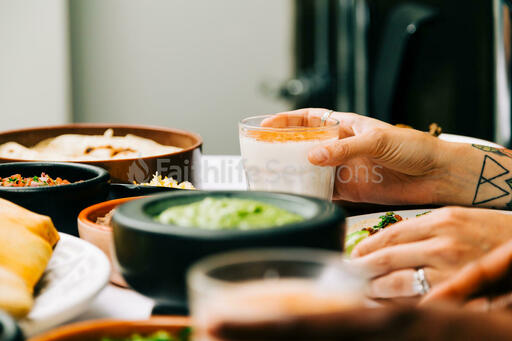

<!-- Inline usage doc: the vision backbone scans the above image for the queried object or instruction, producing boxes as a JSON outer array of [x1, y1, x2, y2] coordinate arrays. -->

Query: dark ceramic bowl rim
[[113, 190, 343, 240], [0, 123, 203, 163], [0, 162, 110, 193], [0, 310, 21, 341]]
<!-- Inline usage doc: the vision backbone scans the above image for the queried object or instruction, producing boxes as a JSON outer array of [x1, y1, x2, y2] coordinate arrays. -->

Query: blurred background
[[1, 0, 511, 153]]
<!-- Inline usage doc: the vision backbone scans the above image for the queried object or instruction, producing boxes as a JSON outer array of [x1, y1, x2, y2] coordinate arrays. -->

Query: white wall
[[70, 0, 293, 154], [0, 0, 70, 130]]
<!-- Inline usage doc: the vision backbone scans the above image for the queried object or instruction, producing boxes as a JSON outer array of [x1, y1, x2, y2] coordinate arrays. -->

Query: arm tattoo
[[472, 144, 512, 208]]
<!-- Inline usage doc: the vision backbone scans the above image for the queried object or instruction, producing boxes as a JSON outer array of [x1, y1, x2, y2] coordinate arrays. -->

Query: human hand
[[350, 207, 512, 299], [262, 108, 461, 205], [208, 306, 512, 341], [421, 237, 512, 311]]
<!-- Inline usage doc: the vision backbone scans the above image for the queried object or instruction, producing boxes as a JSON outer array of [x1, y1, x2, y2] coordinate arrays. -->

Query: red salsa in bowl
[[0, 173, 76, 187]]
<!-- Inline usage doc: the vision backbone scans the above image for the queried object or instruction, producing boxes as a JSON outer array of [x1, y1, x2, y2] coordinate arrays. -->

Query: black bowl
[[107, 183, 183, 200], [0, 162, 110, 235], [0, 310, 23, 341], [112, 190, 345, 315]]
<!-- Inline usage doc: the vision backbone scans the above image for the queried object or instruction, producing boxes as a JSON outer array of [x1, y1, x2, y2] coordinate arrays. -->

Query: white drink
[[239, 133, 337, 199]]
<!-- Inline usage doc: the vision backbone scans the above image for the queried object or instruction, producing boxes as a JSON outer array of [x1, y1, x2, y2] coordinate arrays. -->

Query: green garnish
[[370, 212, 398, 232], [33, 176, 39, 181], [416, 211, 431, 217]]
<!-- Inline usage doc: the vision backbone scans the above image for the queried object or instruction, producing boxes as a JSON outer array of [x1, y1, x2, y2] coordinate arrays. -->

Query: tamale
[[0, 198, 59, 318]]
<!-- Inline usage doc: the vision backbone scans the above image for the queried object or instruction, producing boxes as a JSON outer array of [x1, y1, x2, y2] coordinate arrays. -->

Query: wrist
[[433, 141, 484, 206], [434, 141, 512, 208]]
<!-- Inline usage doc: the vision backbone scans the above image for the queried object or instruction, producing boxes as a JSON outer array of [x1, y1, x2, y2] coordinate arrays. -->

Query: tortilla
[[0, 129, 182, 161]]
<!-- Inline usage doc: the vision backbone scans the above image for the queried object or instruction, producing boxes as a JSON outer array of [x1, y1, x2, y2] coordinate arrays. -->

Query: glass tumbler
[[239, 115, 339, 199], [187, 248, 366, 341]]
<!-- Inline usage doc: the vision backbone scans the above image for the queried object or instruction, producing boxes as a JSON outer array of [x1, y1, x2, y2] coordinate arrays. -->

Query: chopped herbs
[[362, 212, 402, 235]]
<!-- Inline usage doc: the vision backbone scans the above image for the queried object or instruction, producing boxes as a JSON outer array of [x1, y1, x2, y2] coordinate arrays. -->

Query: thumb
[[309, 131, 384, 166]]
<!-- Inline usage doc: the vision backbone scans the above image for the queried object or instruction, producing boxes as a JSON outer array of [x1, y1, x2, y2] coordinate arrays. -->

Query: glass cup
[[239, 114, 339, 200], [187, 249, 366, 341]]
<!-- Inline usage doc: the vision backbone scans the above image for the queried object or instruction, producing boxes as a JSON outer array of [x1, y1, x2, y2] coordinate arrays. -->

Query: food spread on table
[[0, 119, 491, 340], [0, 129, 182, 161], [156, 197, 304, 230], [0, 173, 75, 187], [0, 198, 59, 318], [101, 329, 191, 341], [136, 172, 195, 189], [345, 211, 431, 256]]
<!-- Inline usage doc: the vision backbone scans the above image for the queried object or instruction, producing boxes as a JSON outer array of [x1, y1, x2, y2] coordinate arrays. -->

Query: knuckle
[[431, 238, 466, 265], [383, 228, 400, 244], [353, 243, 367, 256], [437, 207, 466, 224], [375, 253, 392, 274], [366, 128, 390, 156], [367, 128, 387, 145], [329, 141, 349, 161]]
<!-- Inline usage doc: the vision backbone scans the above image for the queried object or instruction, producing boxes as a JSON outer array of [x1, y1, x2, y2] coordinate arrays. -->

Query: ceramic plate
[[19, 233, 110, 337], [438, 133, 502, 148], [346, 208, 512, 235]]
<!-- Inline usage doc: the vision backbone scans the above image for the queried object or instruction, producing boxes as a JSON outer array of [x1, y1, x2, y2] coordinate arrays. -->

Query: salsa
[[156, 197, 304, 230], [0, 173, 75, 187]]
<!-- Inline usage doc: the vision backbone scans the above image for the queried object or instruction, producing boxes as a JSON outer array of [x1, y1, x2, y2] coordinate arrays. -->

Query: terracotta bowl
[[28, 316, 190, 341], [0, 124, 202, 185], [78, 196, 143, 287]]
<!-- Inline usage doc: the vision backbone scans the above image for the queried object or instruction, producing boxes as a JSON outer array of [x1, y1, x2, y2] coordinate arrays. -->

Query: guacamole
[[156, 197, 304, 230]]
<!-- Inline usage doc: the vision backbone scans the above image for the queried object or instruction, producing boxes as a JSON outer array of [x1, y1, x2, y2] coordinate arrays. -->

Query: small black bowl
[[0, 162, 110, 235], [113, 190, 345, 315], [0, 310, 23, 341], [107, 183, 183, 200]]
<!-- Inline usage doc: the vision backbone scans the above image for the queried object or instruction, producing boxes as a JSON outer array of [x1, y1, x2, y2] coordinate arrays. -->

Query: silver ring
[[321, 110, 334, 126], [413, 268, 430, 295]]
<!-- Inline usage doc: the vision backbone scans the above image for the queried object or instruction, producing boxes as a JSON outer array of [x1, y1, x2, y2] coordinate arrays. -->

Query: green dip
[[156, 197, 304, 230]]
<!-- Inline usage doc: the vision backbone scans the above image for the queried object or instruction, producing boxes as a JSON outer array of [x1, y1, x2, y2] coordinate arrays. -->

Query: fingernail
[[309, 148, 329, 164]]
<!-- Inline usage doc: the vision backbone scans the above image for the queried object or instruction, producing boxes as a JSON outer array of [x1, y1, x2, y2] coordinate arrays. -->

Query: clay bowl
[[0, 124, 202, 185], [28, 316, 190, 341], [78, 196, 144, 287]]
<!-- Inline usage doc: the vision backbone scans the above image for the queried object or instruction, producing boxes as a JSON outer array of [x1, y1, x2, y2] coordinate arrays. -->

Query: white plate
[[438, 133, 502, 148], [346, 208, 512, 235], [346, 209, 437, 234], [18, 233, 110, 337]]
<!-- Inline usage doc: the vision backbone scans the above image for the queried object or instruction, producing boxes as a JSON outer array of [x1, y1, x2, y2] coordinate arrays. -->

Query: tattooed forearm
[[471, 144, 512, 208], [472, 155, 510, 205]]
